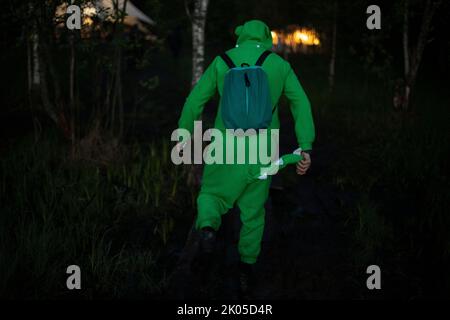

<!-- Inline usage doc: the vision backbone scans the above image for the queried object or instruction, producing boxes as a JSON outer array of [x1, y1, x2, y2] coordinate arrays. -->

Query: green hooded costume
[[178, 20, 315, 264]]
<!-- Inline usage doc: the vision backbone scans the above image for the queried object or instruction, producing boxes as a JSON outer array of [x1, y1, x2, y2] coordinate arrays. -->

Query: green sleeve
[[283, 63, 315, 151], [178, 57, 218, 134]]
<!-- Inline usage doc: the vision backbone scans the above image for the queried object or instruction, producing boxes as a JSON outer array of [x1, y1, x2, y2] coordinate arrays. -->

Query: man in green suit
[[177, 20, 315, 292]]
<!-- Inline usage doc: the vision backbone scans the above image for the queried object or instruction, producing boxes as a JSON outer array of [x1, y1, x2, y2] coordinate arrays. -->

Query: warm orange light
[[83, 6, 97, 16], [294, 30, 309, 43], [82, 5, 96, 25], [271, 27, 320, 50], [271, 31, 279, 45], [83, 16, 94, 26]]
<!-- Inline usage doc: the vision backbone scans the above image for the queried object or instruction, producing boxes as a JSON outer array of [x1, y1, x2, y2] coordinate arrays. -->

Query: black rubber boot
[[239, 261, 254, 298], [199, 226, 216, 255]]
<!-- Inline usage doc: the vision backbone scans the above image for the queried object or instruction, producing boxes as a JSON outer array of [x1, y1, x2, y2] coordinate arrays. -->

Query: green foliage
[[313, 65, 450, 268], [280, 49, 446, 290], [0, 135, 195, 298], [359, 33, 393, 81], [354, 196, 393, 262]]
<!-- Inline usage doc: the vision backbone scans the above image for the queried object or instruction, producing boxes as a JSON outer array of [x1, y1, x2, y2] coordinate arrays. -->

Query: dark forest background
[[0, 0, 449, 299]]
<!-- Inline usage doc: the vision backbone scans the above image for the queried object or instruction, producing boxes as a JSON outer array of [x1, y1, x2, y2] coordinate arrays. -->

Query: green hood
[[235, 20, 273, 49]]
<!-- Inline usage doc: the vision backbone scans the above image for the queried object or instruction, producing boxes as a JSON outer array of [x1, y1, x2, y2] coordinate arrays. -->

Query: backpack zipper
[[244, 73, 251, 115], [245, 87, 249, 115]]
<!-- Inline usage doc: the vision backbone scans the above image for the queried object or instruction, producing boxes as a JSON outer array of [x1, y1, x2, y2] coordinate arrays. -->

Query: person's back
[[179, 20, 314, 151], [218, 31, 302, 132], [176, 19, 315, 296]]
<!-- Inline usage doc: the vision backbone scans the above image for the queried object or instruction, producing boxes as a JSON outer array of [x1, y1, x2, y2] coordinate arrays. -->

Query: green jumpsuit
[[178, 20, 315, 264]]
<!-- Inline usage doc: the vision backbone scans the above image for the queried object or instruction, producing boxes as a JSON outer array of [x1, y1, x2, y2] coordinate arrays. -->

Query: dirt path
[[164, 107, 365, 299], [165, 164, 361, 299]]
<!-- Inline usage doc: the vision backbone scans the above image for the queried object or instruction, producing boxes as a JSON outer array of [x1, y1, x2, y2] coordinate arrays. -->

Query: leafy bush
[[0, 134, 194, 299]]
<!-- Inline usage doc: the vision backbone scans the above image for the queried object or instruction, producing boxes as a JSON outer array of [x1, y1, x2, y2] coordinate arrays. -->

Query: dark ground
[[164, 148, 370, 300], [1, 34, 448, 299], [162, 116, 368, 300]]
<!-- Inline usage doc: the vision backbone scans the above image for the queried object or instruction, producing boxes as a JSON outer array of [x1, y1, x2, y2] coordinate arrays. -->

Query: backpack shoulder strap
[[220, 53, 236, 69], [255, 50, 272, 67]]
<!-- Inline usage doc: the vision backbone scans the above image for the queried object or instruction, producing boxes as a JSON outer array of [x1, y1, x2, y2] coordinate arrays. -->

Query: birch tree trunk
[[31, 29, 40, 86], [403, 0, 410, 80], [402, 0, 411, 110], [108, 0, 127, 137], [28, 28, 41, 141], [402, 0, 441, 110], [118, 0, 127, 138], [190, 0, 209, 88], [69, 32, 76, 144], [328, 0, 337, 93], [184, 0, 209, 187], [27, 3, 40, 88], [38, 46, 58, 125], [27, 33, 33, 101]]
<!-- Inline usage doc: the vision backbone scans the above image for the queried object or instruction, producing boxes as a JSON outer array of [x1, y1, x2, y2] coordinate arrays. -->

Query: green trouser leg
[[196, 163, 271, 264], [196, 163, 248, 231], [236, 175, 271, 264]]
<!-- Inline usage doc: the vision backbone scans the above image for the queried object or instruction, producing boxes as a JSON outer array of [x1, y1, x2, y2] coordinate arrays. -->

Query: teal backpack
[[220, 50, 274, 131]]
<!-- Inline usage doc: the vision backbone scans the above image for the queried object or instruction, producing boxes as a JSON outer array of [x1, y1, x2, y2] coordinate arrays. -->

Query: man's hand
[[296, 152, 311, 175]]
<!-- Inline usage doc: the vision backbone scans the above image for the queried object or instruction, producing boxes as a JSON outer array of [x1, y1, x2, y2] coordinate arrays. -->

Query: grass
[[1, 52, 449, 298], [0, 133, 195, 299], [281, 54, 450, 297], [311, 70, 450, 297]]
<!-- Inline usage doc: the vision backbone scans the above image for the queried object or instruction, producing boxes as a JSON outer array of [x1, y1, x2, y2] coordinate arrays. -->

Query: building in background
[[55, 0, 156, 39], [271, 25, 321, 56]]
